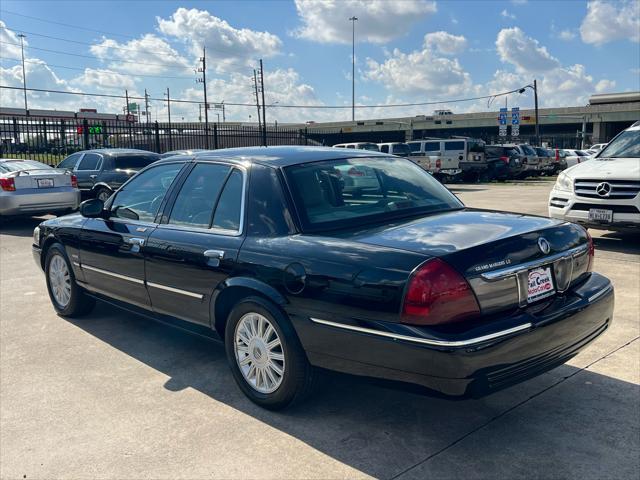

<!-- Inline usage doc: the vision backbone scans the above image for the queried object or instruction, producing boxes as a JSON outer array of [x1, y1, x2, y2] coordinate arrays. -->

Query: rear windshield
[[285, 157, 463, 231], [521, 145, 537, 155], [358, 144, 380, 151], [0, 160, 52, 172], [535, 148, 550, 156], [391, 144, 411, 155], [599, 129, 640, 158], [114, 155, 158, 170], [468, 140, 485, 153]]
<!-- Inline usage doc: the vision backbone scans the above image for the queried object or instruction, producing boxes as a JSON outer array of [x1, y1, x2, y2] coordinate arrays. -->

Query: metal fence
[[0, 116, 339, 165]]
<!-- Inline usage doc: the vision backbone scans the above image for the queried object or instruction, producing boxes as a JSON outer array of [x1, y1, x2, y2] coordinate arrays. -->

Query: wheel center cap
[[249, 339, 268, 366]]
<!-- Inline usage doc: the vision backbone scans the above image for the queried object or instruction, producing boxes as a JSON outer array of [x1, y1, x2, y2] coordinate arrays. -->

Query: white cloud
[[424, 31, 467, 55], [595, 79, 616, 92], [0, 21, 26, 58], [501, 9, 516, 20], [292, 0, 437, 44], [496, 27, 560, 72], [71, 68, 137, 91], [157, 7, 281, 72], [90, 34, 190, 75], [580, 1, 640, 45], [558, 29, 576, 41]]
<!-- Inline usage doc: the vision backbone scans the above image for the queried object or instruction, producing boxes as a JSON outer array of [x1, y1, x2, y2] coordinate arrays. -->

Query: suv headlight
[[554, 172, 573, 192], [33, 226, 40, 246]]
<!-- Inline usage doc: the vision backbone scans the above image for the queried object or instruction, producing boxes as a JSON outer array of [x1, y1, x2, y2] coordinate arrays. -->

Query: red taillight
[[0, 177, 16, 191], [499, 155, 509, 164], [348, 167, 364, 177], [401, 258, 480, 326], [71, 174, 78, 188], [586, 230, 595, 272], [555, 149, 560, 162], [436, 159, 441, 169]]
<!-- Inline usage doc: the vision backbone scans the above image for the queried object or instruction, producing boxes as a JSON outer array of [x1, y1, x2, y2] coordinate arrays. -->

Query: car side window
[[76, 153, 102, 171], [168, 163, 230, 229], [212, 169, 244, 232], [444, 141, 465, 151], [424, 142, 440, 152], [57, 153, 82, 169], [380, 145, 389, 153], [110, 163, 182, 222]]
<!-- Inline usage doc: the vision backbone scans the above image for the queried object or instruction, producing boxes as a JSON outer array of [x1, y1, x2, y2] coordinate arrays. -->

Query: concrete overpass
[[297, 92, 640, 148]]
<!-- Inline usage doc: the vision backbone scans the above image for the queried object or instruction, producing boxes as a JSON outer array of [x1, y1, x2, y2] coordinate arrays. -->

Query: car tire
[[45, 243, 95, 317], [224, 296, 315, 410], [94, 186, 112, 203]]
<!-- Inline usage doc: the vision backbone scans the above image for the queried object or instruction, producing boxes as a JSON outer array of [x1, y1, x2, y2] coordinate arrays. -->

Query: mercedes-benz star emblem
[[538, 237, 551, 255], [596, 182, 612, 197]]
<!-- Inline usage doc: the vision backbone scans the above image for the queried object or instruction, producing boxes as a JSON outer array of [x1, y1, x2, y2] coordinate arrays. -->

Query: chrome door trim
[[146, 282, 204, 300], [81, 264, 145, 285], [309, 317, 532, 348], [480, 244, 589, 281]]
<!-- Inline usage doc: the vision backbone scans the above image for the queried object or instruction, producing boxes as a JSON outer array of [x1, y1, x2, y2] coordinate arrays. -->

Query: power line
[[0, 40, 190, 70], [0, 84, 532, 110], [0, 56, 195, 80]]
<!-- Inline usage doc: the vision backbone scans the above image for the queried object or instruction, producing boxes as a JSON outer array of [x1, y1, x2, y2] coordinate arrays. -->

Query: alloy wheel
[[49, 254, 71, 307]]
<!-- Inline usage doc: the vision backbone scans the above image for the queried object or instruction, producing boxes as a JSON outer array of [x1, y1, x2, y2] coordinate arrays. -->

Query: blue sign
[[499, 107, 508, 126], [511, 107, 520, 125]]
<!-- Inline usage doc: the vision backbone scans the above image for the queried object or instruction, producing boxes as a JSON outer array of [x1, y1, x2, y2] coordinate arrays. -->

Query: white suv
[[548, 122, 640, 232]]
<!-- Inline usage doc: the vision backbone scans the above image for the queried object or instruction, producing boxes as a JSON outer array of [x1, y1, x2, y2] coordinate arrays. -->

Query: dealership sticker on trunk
[[37, 178, 54, 188], [527, 266, 555, 303]]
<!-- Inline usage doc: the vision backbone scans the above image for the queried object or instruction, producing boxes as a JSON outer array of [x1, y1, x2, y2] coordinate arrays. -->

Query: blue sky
[[0, 0, 638, 122]]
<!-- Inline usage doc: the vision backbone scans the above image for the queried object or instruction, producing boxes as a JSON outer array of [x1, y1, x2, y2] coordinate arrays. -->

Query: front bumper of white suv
[[549, 179, 640, 231]]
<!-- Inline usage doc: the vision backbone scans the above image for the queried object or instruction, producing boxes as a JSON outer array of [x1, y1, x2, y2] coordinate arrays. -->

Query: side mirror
[[79, 198, 105, 218]]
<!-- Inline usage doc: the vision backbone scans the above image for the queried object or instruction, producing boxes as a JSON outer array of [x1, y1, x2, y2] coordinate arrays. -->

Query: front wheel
[[224, 297, 315, 410], [45, 244, 95, 317]]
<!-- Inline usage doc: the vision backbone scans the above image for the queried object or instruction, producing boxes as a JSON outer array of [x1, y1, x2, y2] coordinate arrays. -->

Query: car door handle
[[89, 175, 97, 179], [203, 249, 225, 259], [127, 237, 145, 246]]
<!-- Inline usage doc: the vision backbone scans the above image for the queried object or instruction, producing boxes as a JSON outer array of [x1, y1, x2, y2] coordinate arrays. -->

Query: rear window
[[408, 142, 422, 153], [115, 155, 158, 170], [521, 145, 537, 156], [0, 160, 52, 172], [391, 144, 411, 155], [285, 157, 463, 231], [535, 148, 550, 157], [468, 140, 485, 153], [485, 146, 506, 157]]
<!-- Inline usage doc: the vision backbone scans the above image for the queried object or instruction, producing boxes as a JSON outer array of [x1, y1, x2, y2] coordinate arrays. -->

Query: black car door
[[144, 161, 246, 326], [74, 152, 103, 191], [78, 162, 185, 309]]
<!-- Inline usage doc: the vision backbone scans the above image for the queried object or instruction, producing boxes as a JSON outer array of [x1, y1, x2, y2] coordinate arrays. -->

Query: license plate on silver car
[[588, 208, 613, 223], [37, 178, 54, 188], [527, 266, 555, 303]]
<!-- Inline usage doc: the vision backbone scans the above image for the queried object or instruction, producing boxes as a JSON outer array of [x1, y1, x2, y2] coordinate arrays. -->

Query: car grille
[[571, 203, 640, 214], [574, 179, 640, 200]]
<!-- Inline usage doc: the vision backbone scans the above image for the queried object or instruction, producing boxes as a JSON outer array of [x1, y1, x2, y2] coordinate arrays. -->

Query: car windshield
[[0, 160, 52, 172], [391, 144, 411, 155], [598, 129, 640, 158], [115, 154, 158, 170], [285, 157, 463, 231]]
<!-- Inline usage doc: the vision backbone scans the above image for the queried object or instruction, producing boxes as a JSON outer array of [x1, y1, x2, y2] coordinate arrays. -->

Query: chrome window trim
[[81, 264, 144, 285], [309, 317, 532, 347], [480, 244, 589, 281], [146, 282, 204, 299]]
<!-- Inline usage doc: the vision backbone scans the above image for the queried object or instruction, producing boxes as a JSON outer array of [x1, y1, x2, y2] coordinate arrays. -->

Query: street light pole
[[18, 33, 28, 113], [533, 79, 539, 146], [349, 16, 358, 122]]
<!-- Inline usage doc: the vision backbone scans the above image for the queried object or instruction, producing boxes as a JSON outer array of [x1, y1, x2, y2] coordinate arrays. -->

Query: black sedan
[[32, 146, 614, 409]]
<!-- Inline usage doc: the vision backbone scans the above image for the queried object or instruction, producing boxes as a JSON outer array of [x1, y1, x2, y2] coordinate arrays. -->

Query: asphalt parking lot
[[1, 179, 638, 480]]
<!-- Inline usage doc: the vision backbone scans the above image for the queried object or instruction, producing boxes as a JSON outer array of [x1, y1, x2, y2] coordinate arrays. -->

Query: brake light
[[586, 230, 595, 272], [401, 258, 480, 326], [0, 177, 16, 191], [347, 167, 364, 177], [499, 156, 509, 164], [436, 159, 441, 169], [555, 149, 560, 162], [71, 174, 78, 188]]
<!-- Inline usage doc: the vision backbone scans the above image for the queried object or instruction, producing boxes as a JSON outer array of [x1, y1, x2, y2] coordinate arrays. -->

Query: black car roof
[[78, 148, 159, 156], [183, 146, 392, 168]]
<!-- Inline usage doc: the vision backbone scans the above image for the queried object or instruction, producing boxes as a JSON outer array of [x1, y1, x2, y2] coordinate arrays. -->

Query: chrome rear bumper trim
[[309, 318, 532, 347]]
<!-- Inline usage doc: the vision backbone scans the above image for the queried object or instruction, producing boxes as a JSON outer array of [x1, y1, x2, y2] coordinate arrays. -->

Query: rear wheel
[[224, 297, 315, 410], [94, 186, 112, 203], [45, 243, 95, 317]]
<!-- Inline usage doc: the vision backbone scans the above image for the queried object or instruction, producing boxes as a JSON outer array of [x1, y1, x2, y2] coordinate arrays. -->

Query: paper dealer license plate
[[37, 178, 54, 188], [527, 266, 555, 303]]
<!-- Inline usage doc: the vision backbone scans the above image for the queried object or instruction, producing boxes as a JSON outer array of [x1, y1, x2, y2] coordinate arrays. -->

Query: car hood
[[338, 209, 565, 256], [564, 157, 640, 180]]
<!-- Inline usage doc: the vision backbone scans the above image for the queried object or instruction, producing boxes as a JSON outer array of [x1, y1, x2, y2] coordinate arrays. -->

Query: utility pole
[[349, 16, 358, 122], [196, 47, 210, 148], [125, 90, 130, 115], [165, 88, 171, 125], [18, 33, 28, 113], [221, 101, 226, 122], [259, 59, 267, 146], [144, 89, 150, 123], [533, 79, 539, 146], [253, 69, 262, 129]]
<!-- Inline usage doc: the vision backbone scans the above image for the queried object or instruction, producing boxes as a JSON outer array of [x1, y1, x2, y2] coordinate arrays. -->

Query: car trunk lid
[[11, 169, 72, 189]]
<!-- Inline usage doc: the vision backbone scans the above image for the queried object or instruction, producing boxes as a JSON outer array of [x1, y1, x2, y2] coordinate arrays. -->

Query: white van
[[407, 138, 485, 180], [332, 142, 380, 151], [376, 142, 411, 157]]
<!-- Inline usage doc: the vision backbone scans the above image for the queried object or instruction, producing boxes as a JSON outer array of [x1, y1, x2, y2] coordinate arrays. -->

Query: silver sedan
[[0, 159, 80, 218]]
